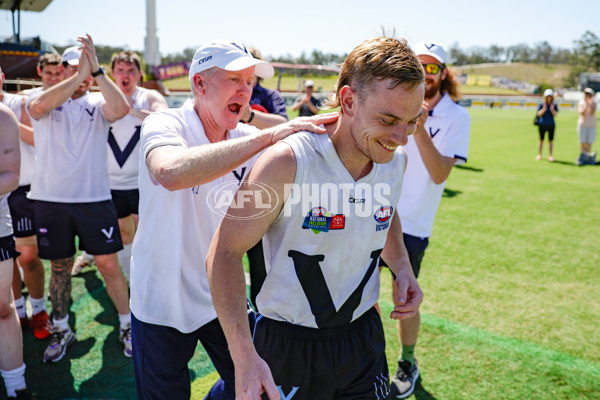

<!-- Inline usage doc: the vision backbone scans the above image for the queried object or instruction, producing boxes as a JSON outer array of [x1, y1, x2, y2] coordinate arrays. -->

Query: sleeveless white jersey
[[130, 99, 261, 333], [0, 194, 13, 237], [2, 93, 36, 186], [256, 131, 406, 329], [26, 92, 112, 203], [107, 87, 151, 190]]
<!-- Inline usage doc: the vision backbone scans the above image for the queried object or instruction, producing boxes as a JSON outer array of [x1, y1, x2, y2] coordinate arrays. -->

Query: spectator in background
[[536, 88, 558, 162], [19, 53, 63, 96], [381, 40, 471, 399], [292, 79, 320, 116], [242, 47, 289, 129], [576, 88, 597, 165]]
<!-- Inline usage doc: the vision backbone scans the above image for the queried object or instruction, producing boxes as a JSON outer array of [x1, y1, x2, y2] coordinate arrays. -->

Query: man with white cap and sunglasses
[[380, 40, 470, 398], [26, 34, 132, 363], [129, 40, 337, 399]]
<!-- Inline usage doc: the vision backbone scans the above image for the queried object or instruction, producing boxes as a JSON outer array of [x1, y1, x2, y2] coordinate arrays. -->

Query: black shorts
[[111, 189, 139, 219], [7, 185, 37, 238], [379, 233, 429, 278], [538, 125, 555, 141], [35, 200, 123, 260], [253, 307, 390, 400], [0, 235, 21, 262]]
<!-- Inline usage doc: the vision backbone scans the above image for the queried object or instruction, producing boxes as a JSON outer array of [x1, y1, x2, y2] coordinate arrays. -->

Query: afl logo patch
[[374, 206, 393, 222]]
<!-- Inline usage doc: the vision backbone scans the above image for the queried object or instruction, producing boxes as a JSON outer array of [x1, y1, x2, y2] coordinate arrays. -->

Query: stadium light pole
[[144, 0, 161, 78]]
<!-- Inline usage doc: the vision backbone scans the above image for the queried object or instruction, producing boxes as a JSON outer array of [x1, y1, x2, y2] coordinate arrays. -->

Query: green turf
[[12, 107, 600, 400]]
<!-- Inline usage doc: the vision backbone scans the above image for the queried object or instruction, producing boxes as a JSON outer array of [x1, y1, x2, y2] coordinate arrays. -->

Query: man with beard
[[26, 35, 131, 363], [384, 41, 471, 399]]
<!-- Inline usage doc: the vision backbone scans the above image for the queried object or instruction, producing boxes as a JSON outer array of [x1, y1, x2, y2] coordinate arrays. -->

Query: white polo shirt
[[397, 93, 470, 238], [130, 99, 260, 333], [2, 93, 36, 186], [26, 92, 112, 203]]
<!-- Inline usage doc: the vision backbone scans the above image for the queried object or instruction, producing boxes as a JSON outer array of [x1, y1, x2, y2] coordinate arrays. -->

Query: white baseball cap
[[188, 41, 274, 82], [413, 41, 447, 64], [544, 89, 554, 97], [304, 80, 314, 88], [61, 46, 81, 65], [583, 87, 594, 95]]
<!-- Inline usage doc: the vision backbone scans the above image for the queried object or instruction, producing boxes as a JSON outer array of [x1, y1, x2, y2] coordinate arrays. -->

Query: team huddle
[[0, 34, 470, 400]]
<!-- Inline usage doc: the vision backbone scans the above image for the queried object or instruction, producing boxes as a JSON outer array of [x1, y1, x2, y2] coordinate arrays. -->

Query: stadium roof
[[0, 0, 52, 12]]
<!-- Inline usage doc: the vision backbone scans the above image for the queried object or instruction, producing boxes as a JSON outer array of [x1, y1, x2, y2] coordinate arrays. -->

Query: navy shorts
[[131, 312, 251, 400], [538, 125, 555, 141], [7, 185, 36, 238], [253, 307, 391, 400], [379, 233, 429, 278], [34, 200, 123, 260], [111, 189, 139, 219], [0, 235, 21, 262]]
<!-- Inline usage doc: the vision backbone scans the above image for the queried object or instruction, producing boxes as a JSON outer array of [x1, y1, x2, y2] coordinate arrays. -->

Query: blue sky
[[1, 0, 599, 59]]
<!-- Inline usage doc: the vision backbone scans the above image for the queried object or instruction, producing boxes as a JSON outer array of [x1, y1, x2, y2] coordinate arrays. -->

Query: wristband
[[91, 66, 105, 78], [246, 110, 255, 123]]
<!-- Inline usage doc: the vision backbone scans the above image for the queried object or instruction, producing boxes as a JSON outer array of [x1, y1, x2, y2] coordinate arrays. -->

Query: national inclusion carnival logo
[[206, 181, 394, 222]]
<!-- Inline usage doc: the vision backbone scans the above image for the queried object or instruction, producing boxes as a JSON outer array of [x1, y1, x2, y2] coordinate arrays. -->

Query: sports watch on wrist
[[91, 66, 105, 78]]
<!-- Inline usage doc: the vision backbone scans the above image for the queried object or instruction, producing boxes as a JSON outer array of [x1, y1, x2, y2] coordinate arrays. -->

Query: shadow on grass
[[442, 188, 462, 198], [414, 377, 437, 400], [455, 164, 484, 172]]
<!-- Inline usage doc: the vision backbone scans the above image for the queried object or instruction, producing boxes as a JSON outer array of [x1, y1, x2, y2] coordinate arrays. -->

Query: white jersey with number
[[2, 93, 36, 186], [130, 99, 261, 333], [256, 131, 405, 329], [107, 87, 151, 190], [397, 93, 470, 238], [26, 92, 112, 203]]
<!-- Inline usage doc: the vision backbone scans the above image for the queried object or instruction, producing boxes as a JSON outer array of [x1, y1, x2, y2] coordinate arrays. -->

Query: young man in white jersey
[[26, 35, 132, 362], [130, 41, 337, 399], [384, 41, 471, 399], [207, 36, 425, 400], [71, 51, 168, 279], [0, 67, 52, 341]]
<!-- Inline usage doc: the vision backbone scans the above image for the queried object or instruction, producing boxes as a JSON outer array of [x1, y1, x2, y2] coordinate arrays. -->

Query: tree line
[[53, 30, 600, 87]]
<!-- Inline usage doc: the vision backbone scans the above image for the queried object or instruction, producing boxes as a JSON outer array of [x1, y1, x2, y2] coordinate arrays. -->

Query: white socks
[[1, 364, 26, 397], [53, 315, 69, 332], [117, 244, 132, 281], [118, 313, 131, 330], [14, 296, 26, 319], [29, 296, 46, 315]]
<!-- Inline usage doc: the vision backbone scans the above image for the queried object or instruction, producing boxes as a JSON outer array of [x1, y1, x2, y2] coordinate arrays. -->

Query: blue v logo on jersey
[[302, 207, 345, 234], [374, 205, 393, 232], [108, 126, 141, 168], [277, 386, 299, 400]]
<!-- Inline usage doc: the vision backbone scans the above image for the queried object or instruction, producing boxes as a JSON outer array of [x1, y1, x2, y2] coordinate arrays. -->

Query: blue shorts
[[35, 200, 123, 260], [7, 185, 37, 238], [379, 233, 429, 278], [252, 307, 390, 400], [131, 313, 252, 400], [111, 189, 139, 219], [0, 235, 20, 262]]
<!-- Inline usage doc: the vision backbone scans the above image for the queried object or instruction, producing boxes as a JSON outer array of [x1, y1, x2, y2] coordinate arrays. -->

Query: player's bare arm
[[207, 143, 296, 400], [381, 212, 423, 321], [147, 112, 337, 191]]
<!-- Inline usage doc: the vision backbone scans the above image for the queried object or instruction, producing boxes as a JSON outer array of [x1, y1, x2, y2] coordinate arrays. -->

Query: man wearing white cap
[[26, 34, 131, 363], [129, 40, 337, 399], [380, 40, 470, 399], [536, 88, 558, 162], [292, 79, 320, 117]]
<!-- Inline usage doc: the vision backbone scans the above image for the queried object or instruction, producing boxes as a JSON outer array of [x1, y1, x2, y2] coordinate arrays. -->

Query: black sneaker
[[390, 359, 419, 399], [9, 388, 36, 399]]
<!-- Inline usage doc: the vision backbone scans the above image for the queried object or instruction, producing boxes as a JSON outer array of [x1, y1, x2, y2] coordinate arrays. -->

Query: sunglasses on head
[[422, 63, 445, 75]]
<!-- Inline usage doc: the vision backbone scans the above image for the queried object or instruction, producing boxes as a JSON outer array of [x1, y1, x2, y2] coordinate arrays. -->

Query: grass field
[[11, 107, 600, 400]]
